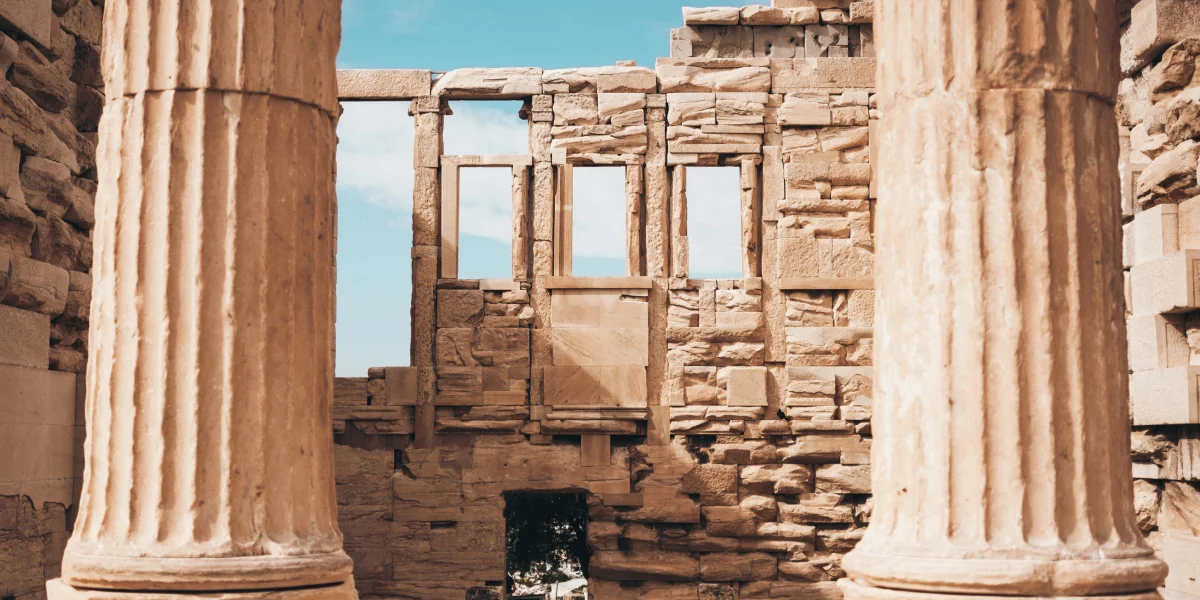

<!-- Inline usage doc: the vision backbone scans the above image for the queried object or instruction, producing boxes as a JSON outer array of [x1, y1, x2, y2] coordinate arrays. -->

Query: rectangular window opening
[[504, 492, 591, 599], [444, 101, 529, 156], [569, 166, 628, 277], [687, 167, 743, 280], [457, 167, 516, 280], [334, 101, 412, 376]]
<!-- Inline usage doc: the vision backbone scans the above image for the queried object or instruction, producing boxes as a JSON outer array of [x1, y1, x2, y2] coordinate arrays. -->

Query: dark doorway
[[504, 492, 590, 598]]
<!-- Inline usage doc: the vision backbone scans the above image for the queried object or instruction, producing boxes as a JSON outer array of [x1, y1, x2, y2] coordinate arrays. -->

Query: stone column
[[48, 1, 356, 598], [841, 2, 1167, 599]]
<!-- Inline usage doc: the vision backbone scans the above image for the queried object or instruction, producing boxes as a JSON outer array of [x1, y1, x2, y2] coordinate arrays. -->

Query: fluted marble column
[[48, 1, 355, 598], [841, 2, 1167, 599]]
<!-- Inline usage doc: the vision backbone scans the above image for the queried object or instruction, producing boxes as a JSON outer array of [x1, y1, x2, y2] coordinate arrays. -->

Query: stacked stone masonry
[[0, 0, 1195, 599], [1121, 1, 1200, 598], [329, 0, 1200, 599], [334, 2, 878, 598], [0, 0, 102, 598]]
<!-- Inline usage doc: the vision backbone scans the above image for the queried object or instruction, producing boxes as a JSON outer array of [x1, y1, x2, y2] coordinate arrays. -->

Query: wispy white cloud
[[336, 102, 744, 274], [389, 0, 434, 31]]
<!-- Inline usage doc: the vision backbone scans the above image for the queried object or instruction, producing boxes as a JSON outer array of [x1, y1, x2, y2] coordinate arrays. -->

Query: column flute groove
[[841, 1, 1167, 599], [48, 1, 355, 599]]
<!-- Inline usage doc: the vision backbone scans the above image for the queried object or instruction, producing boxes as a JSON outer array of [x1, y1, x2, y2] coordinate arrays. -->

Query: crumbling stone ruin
[[0, 0, 103, 597], [0, 1, 1196, 600], [333, 4, 875, 598]]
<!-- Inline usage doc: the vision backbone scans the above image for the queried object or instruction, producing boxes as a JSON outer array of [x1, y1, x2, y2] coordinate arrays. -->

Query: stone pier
[[46, 0, 356, 598], [841, 1, 1169, 599]]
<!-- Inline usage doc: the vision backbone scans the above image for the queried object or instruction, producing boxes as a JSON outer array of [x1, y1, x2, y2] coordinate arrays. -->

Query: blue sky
[[335, 1, 746, 375]]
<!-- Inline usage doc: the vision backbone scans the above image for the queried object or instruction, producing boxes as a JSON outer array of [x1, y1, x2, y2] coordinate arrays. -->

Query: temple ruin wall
[[0, 0, 1199, 599]]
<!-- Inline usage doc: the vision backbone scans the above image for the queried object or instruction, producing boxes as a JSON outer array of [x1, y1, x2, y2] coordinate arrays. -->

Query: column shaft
[[842, 1, 1167, 598], [52, 0, 354, 596]]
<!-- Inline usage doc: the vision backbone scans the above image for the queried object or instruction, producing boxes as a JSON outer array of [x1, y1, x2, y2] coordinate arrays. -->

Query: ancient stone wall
[[0, 1, 102, 598], [334, 2, 878, 598], [1120, 1, 1200, 597]]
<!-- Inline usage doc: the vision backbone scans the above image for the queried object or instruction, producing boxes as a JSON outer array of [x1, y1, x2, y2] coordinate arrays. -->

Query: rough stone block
[[337, 69, 431, 100], [1124, 0, 1200, 75], [543, 365, 648, 407], [1130, 250, 1200, 316], [0, 0, 52, 48], [3, 256, 68, 316], [1131, 366, 1200, 426], [0, 304, 49, 369], [727, 366, 769, 406]]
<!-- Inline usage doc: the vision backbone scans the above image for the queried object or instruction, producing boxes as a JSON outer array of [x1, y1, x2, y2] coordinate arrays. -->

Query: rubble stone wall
[[334, 2, 879, 599], [0, 0, 103, 598], [1120, 1, 1200, 598]]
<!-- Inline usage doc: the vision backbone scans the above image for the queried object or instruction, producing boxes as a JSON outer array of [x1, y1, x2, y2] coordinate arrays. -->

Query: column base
[[842, 550, 1167, 597], [47, 578, 358, 600], [840, 579, 1162, 600]]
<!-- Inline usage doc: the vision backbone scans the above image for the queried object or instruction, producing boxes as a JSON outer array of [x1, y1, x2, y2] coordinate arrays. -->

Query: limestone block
[[742, 6, 791, 25], [741, 464, 812, 494], [788, 7, 821, 25], [0, 82, 78, 172], [700, 552, 777, 581], [1178, 197, 1200, 254], [683, 7, 741, 26], [551, 328, 649, 366], [550, 125, 648, 155], [543, 365, 648, 407], [779, 496, 854, 523], [1124, 0, 1200, 75], [668, 126, 761, 147], [805, 24, 849, 58], [681, 463, 738, 505], [551, 289, 648, 328], [1130, 250, 1200, 315], [554, 94, 600, 126], [384, 367, 419, 406], [671, 26, 755, 59], [657, 64, 768, 93], [437, 289, 484, 327], [12, 41, 71, 113], [432, 67, 543, 99], [0, 0, 52, 48], [849, 1, 874, 23], [716, 92, 767, 124], [599, 93, 647, 123], [0, 304, 49, 369], [596, 67, 657, 94], [1132, 366, 1200, 426], [771, 57, 875, 91], [1128, 314, 1189, 373], [337, 69, 431, 100], [1163, 534, 1200, 596], [727, 366, 769, 406], [1148, 38, 1200, 96], [815, 464, 870, 493], [751, 29, 801, 58], [1162, 482, 1200, 536], [590, 551, 700, 581], [1137, 139, 1200, 205], [668, 93, 718, 126], [779, 99, 832, 126], [3, 256, 68, 316]]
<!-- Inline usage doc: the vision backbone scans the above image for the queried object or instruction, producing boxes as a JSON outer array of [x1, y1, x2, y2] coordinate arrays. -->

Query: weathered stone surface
[[591, 551, 700, 581], [3, 256, 68, 316]]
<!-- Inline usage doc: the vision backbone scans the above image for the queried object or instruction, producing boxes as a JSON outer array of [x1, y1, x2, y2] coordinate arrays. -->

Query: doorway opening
[[504, 492, 591, 599]]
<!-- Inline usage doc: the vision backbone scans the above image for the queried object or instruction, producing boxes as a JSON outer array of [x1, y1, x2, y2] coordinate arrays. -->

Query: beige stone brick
[[0, 304, 49, 369], [1131, 366, 1200, 426]]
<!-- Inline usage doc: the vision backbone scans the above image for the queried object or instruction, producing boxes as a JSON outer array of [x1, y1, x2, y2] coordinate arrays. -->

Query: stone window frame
[[668, 160, 762, 281], [553, 162, 646, 277], [439, 154, 533, 282]]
